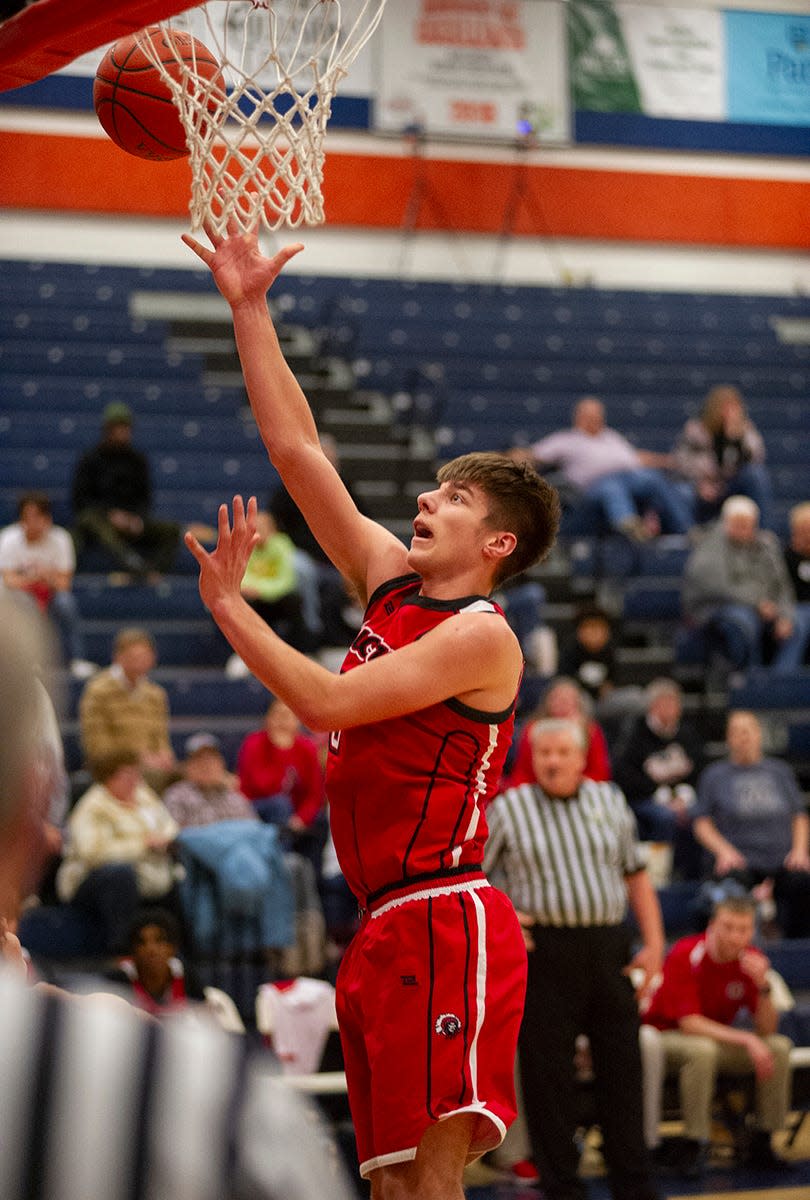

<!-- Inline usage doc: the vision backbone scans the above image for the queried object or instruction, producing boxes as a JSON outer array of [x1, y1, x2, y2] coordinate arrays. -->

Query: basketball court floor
[[462, 1120, 810, 1199]]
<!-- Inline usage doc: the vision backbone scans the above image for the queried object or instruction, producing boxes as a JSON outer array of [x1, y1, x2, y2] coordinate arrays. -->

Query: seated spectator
[[0, 591, 355, 1200], [163, 732, 258, 828], [783, 501, 810, 666], [674, 384, 773, 529], [693, 710, 810, 938], [226, 510, 314, 677], [79, 627, 176, 792], [641, 894, 793, 1177], [237, 699, 327, 870], [71, 402, 179, 579], [527, 395, 693, 541], [681, 495, 808, 679], [269, 433, 364, 650], [558, 602, 617, 706], [56, 750, 180, 953], [0, 490, 96, 679], [613, 678, 704, 878], [505, 675, 611, 787], [106, 907, 203, 1016]]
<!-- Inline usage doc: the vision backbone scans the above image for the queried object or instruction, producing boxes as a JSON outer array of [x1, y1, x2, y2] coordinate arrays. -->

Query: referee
[[484, 718, 664, 1200]]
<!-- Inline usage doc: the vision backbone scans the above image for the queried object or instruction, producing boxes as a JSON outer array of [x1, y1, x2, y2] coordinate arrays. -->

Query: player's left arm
[[186, 497, 522, 730]]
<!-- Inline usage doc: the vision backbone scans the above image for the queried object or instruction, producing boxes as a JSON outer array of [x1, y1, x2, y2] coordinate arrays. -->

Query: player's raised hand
[[184, 495, 261, 614], [181, 216, 303, 307]]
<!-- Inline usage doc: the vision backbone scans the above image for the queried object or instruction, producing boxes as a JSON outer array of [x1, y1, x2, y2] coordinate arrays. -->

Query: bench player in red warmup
[[183, 223, 561, 1200]]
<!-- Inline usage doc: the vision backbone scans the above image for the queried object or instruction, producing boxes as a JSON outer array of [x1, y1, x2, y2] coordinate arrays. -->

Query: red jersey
[[326, 575, 517, 905], [643, 932, 763, 1030]]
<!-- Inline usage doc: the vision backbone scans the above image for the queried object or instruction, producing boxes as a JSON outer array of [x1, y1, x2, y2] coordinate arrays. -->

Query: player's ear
[[483, 530, 517, 565]]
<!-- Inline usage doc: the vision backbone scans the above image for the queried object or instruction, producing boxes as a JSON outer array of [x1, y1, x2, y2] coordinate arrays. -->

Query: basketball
[[94, 26, 222, 162]]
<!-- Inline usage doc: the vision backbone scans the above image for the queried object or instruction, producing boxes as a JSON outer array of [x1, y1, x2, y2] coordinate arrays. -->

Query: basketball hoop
[[139, 0, 386, 232]]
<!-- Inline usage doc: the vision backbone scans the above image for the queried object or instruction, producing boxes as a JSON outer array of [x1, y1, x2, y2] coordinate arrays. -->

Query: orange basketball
[[94, 26, 222, 162]]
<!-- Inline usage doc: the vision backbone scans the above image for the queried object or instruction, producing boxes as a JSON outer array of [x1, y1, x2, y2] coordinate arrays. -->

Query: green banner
[[568, 0, 642, 113]]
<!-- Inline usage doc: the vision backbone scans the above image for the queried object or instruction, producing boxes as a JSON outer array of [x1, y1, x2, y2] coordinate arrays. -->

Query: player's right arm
[[182, 225, 407, 604]]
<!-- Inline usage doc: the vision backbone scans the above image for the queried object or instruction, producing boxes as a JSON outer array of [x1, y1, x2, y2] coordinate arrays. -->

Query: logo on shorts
[[435, 1013, 462, 1038]]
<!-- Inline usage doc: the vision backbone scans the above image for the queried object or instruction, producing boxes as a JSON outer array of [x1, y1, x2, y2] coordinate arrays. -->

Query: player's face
[[707, 908, 755, 962], [409, 480, 493, 574], [530, 729, 586, 798]]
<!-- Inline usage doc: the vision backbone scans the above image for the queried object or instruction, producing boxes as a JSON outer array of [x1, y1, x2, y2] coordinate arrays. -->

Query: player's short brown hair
[[436, 452, 560, 585]]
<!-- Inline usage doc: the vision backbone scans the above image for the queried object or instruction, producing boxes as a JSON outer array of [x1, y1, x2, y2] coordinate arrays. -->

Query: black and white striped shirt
[[483, 779, 646, 927], [0, 969, 353, 1200]]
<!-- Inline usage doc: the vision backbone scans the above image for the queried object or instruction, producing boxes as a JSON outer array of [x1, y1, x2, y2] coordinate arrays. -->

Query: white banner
[[615, 4, 725, 120], [374, 0, 570, 143]]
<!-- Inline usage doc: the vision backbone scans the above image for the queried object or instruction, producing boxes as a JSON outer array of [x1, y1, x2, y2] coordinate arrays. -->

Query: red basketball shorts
[[335, 876, 527, 1178]]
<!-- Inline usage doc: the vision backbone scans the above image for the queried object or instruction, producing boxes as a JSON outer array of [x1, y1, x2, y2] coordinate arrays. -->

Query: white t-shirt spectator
[[0, 522, 76, 577]]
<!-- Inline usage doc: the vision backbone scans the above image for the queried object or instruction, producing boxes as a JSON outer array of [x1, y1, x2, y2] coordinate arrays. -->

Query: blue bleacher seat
[[622, 583, 682, 622], [0, 340, 203, 378], [728, 669, 810, 711], [73, 576, 206, 621]]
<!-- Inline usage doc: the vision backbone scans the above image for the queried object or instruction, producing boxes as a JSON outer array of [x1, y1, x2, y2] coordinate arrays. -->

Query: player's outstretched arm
[[186, 498, 522, 730], [182, 222, 406, 603]]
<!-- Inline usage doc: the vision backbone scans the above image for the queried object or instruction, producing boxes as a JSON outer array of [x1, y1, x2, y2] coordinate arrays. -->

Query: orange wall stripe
[[1, 130, 808, 250]]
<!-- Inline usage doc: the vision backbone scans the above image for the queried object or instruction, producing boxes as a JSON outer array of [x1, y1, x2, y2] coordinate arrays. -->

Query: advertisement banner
[[725, 10, 810, 127], [374, 1, 570, 143], [617, 4, 725, 120], [570, 1, 724, 120]]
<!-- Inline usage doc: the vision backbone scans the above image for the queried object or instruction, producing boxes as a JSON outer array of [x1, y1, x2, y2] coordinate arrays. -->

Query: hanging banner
[[569, 0, 724, 119], [617, 4, 725, 120], [374, 0, 570, 144], [725, 10, 810, 127]]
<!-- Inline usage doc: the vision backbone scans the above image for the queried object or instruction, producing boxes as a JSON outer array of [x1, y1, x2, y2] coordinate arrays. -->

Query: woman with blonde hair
[[674, 384, 773, 527]]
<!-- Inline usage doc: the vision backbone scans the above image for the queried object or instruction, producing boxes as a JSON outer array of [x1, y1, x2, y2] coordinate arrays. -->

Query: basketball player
[[183, 223, 560, 1199]]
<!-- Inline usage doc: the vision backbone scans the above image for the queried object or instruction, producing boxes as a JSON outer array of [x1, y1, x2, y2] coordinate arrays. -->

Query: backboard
[[0, 0, 194, 93]]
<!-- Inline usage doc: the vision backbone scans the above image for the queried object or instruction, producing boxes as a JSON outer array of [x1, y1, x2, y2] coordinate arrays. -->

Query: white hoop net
[[139, 1, 386, 232]]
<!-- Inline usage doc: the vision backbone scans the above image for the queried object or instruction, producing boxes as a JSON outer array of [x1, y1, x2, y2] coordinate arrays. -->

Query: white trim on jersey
[[370, 877, 491, 919]]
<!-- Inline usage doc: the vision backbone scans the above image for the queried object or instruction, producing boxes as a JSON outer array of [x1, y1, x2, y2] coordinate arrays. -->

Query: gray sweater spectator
[[681, 495, 807, 673], [693, 710, 810, 938]]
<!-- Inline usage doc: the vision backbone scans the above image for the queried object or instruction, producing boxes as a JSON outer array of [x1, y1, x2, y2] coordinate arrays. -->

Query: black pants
[[722, 866, 810, 938], [519, 924, 658, 1200], [74, 508, 180, 574]]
